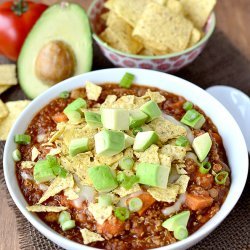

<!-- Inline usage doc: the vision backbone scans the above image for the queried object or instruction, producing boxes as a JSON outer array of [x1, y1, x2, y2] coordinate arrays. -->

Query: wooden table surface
[[0, 1, 249, 250]]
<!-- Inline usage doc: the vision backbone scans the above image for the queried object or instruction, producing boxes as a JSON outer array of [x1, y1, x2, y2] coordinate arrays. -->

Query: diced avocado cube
[[34, 160, 56, 183], [101, 108, 129, 130], [133, 131, 159, 152], [136, 163, 170, 188], [64, 110, 81, 124], [84, 111, 102, 128], [180, 109, 206, 129], [162, 211, 190, 231], [140, 100, 162, 122], [61, 220, 76, 231], [192, 132, 212, 162], [94, 130, 125, 156], [124, 134, 135, 148], [69, 138, 89, 156], [88, 165, 118, 192], [63, 98, 87, 113], [129, 110, 148, 129]]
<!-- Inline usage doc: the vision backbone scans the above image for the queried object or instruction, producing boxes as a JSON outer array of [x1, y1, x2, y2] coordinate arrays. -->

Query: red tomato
[[0, 1, 47, 61]]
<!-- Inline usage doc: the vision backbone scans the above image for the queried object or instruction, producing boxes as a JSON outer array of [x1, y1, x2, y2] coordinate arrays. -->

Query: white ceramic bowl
[[4, 68, 248, 250]]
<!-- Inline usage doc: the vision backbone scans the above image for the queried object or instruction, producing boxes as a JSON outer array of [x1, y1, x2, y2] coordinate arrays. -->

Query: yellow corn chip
[[38, 174, 74, 204], [94, 152, 123, 166], [64, 186, 80, 200], [31, 146, 40, 161], [21, 161, 35, 169], [134, 144, 160, 164], [0, 85, 11, 94], [181, 0, 216, 28], [101, 95, 117, 108], [80, 228, 104, 245], [104, 0, 115, 9], [88, 203, 113, 225], [113, 183, 141, 197], [0, 64, 17, 85], [167, 0, 183, 14], [144, 90, 166, 103], [27, 205, 67, 212], [175, 163, 188, 174], [159, 145, 186, 162], [0, 100, 30, 140], [175, 175, 190, 194], [85, 81, 102, 101], [188, 27, 202, 47], [133, 2, 193, 52], [0, 99, 8, 120]]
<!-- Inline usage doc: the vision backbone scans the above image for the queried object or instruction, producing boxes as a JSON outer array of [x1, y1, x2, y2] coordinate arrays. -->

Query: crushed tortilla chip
[[167, 0, 183, 14], [113, 183, 141, 197], [85, 81, 102, 101], [159, 154, 172, 167], [64, 186, 80, 200], [175, 175, 190, 194], [21, 161, 35, 169], [123, 147, 134, 158], [0, 100, 30, 140], [48, 125, 65, 143], [31, 146, 40, 161], [80, 228, 104, 245], [47, 147, 61, 156], [101, 95, 117, 108], [134, 144, 160, 164], [144, 90, 166, 103], [88, 203, 113, 225], [148, 117, 186, 143], [0, 64, 17, 85], [159, 145, 186, 162], [0, 100, 8, 120], [147, 184, 180, 202], [38, 174, 74, 204], [175, 163, 187, 174], [94, 152, 123, 166], [188, 27, 202, 47], [27, 205, 67, 212]]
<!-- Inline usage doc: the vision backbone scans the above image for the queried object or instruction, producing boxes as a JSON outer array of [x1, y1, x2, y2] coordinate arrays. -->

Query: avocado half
[[18, 3, 92, 99]]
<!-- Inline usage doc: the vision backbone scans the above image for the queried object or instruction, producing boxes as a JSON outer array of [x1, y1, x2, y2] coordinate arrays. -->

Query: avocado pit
[[35, 40, 75, 85]]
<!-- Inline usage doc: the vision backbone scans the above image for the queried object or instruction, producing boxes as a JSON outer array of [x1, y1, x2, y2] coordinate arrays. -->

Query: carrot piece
[[185, 193, 213, 211], [137, 192, 156, 216], [97, 216, 125, 236], [52, 113, 68, 123], [212, 132, 222, 145]]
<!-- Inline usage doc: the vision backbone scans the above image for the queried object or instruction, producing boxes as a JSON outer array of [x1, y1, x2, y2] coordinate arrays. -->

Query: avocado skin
[[18, 3, 93, 99]]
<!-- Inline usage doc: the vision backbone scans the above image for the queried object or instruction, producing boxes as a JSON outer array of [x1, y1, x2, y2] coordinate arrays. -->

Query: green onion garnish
[[119, 72, 134, 89], [64, 97, 87, 113], [132, 127, 143, 136], [121, 175, 139, 190], [58, 211, 71, 224], [12, 149, 21, 162], [61, 220, 76, 231], [128, 197, 143, 212], [199, 162, 212, 174], [183, 101, 193, 111], [117, 172, 126, 183], [182, 109, 199, 122], [98, 194, 112, 207], [114, 207, 130, 221], [119, 157, 134, 170], [46, 155, 67, 178], [59, 91, 70, 99], [175, 136, 189, 147], [215, 171, 228, 185], [14, 134, 31, 145], [174, 225, 188, 240]]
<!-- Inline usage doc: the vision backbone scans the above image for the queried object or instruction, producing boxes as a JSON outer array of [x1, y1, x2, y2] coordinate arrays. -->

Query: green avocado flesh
[[162, 211, 190, 231], [18, 3, 92, 99]]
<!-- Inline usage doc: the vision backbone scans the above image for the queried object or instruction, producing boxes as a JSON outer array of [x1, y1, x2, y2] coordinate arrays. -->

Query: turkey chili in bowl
[[13, 73, 230, 249]]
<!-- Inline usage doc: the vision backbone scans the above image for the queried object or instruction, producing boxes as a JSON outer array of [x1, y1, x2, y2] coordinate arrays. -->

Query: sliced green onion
[[59, 91, 70, 99], [119, 72, 134, 89], [12, 149, 21, 162], [174, 225, 188, 240], [128, 197, 143, 212], [114, 207, 130, 221], [183, 101, 193, 111], [215, 171, 228, 185], [119, 157, 134, 170], [199, 162, 212, 174], [64, 98, 87, 113], [117, 172, 126, 183], [64, 110, 81, 124], [14, 134, 31, 145], [61, 219, 76, 231], [175, 136, 189, 147], [132, 127, 143, 136], [183, 109, 199, 122], [58, 211, 71, 224], [121, 175, 139, 190], [98, 194, 112, 207]]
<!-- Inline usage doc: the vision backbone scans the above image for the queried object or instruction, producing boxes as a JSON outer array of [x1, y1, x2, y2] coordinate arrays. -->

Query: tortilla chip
[[133, 2, 193, 52], [38, 174, 74, 204], [167, 0, 183, 14], [139, 47, 169, 56], [159, 154, 172, 167], [147, 184, 180, 202], [49, 124, 65, 143], [21, 161, 35, 169], [0, 100, 30, 140], [104, 0, 115, 9], [88, 203, 113, 225], [31, 147, 40, 161], [0, 64, 17, 85], [27, 205, 67, 212], [100, 13, 143, 54], [159, 145, 186, 162], [175, 163, 187, 174], [144, 90, 166, 103], [0, 100, 8, 120], [124, 147, 134, 158], [101, 95, 117, 108], [0, 85, 11, 94], [47, 147, 61, 156], [181, 0, 216, 28], [113, 183, 141, 197], [64, 186, 80, 200], [134, 144, 160, 164], [80, 228, 104, 245], [85, 81, 102, 101], [175, 175, 190, 194], [101, 12, 109, 22], [94, 152, 123, 166], [188, 27, 202, 47]]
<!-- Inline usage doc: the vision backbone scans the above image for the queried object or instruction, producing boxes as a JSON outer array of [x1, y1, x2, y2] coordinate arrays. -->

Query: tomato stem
[[12, 0, 28, 16]]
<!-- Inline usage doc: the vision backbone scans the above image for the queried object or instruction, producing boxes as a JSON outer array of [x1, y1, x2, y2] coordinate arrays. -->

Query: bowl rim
[[3, 68, 248, 250], [87, 0, 216, 60]]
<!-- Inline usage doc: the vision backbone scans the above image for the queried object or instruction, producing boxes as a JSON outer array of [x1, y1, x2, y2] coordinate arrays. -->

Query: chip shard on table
[[0, 64, 17, 85]]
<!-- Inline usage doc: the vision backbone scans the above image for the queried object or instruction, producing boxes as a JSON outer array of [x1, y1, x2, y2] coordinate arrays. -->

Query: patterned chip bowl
[[88, 0, 216, 73]]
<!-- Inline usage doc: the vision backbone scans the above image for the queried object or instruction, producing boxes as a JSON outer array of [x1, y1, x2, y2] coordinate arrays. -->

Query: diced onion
[[117, 190, 144, 208], [38, 184, 48, 191], [20, 172, 33, 180], [37, 134, 46, 142], [185, 152, 199, 163], [162, 194, 186, 216]]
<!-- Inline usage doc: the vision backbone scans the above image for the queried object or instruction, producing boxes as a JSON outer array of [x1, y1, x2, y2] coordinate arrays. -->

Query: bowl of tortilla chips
[[88, 0, 216, 73]]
